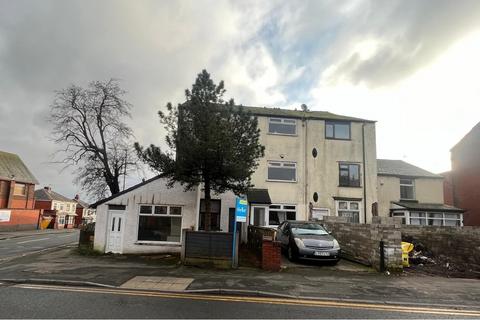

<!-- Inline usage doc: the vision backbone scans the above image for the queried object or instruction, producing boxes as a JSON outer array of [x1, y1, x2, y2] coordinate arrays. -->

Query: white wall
[[94, 178, 198, 254], [250, 116, 378, 223]]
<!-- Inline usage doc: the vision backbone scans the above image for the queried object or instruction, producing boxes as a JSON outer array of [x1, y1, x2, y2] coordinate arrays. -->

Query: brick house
[[443, 122, 480, 226], [0, 151, 42, 231], [34, 187, 77, 229], [73, 195, 96, 227]]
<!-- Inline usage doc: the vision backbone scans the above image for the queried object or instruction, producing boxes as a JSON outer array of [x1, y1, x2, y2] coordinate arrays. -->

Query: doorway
[[106, 211, 124, 253]]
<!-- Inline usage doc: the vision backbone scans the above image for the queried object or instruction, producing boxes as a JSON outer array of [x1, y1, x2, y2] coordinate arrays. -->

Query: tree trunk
[[106, 175, 120, 195], [204, 180, 211, 231]]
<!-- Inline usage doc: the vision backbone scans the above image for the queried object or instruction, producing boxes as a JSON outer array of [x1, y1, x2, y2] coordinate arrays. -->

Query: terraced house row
[[92, 106, 464, 254]]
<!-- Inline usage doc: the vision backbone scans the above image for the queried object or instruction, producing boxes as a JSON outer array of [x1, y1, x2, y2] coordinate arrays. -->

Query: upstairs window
[[268, 118, 296, 135], [325, 121, 351, 140], [339, 163, 360, 187], [267, 161, 297, 182], [400, 178, 415, 200], [13, 183, 26, 196]]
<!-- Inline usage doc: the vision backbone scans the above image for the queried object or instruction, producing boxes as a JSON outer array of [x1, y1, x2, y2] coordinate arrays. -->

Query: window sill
[[134, 241, 181, 246], [326, 137, 351, 141], [338, 185, 362, 188], [267, 132, 298, 137], [266, 179, 298, 183]]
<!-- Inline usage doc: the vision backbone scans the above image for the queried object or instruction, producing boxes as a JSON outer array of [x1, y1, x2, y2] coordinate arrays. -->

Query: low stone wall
[[322, 216, 403, 271], [402, 225, 480, 272]]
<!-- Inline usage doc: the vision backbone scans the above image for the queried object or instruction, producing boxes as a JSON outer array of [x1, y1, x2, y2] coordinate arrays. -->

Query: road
[[0, 283, 479, 319], [0, 230, 79, 261]]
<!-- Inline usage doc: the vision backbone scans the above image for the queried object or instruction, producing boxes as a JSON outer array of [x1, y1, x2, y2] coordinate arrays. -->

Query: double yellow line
[[15, 283, 480, 317]]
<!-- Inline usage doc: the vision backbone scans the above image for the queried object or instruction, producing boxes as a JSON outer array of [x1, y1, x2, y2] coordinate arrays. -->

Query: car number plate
[[314, 251, 330, 256]]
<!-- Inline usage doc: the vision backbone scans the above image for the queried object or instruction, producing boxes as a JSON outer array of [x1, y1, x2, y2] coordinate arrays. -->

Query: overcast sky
[[1, 0, 480, 201]]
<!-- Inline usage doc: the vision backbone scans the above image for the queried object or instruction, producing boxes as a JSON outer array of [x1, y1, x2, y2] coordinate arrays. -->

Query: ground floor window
[[66, 216, 74, 224], [199, 199, 221, 231], [57, 215, 65, 225], [391, 211, 463, 226], [336, 200, 360, 223], [311, 208, 330, 221], [138, 205, 182, 242], [268, 204, 296, 226]]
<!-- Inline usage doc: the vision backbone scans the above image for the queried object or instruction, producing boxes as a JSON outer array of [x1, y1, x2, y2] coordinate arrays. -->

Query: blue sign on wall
[[235, 198, 248, 223]]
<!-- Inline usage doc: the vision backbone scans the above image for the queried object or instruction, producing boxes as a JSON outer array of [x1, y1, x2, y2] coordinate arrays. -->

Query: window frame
[[137, 204, 183, 244], [267, 161, 297, 182], [267, 204, 297, 227], [335, 200, 361, 223], [400, 178, 416, 200], [338, 163, 361, 187], [392, 210, 463, 226], [198, 199, 222, 231], [13, 183, 27, 196], [268, 117, 297, 136], [325, 121, 351, 140]]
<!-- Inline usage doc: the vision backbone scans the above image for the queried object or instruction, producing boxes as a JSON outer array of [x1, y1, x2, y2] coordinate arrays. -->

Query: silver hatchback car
[[276, 221, 341, 264]]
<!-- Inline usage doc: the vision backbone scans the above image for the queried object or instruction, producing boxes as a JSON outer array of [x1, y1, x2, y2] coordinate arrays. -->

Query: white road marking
[[58, 234, 76, 238], [17, 238, 50, 244]]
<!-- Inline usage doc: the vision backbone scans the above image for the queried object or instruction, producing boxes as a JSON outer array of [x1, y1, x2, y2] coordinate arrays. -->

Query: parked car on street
[[276, 221, 340, 264]]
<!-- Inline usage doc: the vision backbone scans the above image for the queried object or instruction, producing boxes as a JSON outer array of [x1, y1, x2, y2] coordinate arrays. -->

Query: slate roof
[[90, 175, 164, 208], [0, 151, 39, 184], [377, 159, 442, 179], [392, 201, 464, 213], [241, 105, 375, 123], [35, 188, 76, 203]]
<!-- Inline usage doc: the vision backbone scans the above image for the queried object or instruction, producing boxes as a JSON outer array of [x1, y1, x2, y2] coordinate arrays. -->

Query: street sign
[[232, 197, 248, 268], [235, 198, 248, 223]]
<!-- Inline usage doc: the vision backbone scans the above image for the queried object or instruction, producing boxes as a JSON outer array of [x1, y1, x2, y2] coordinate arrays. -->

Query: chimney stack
[[44, 186, 51, 191], [74, 194, 79, 201]]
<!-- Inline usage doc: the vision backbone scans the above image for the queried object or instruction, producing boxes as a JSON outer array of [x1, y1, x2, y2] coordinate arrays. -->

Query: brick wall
[[0, 209, 42, 231], [262, 239, 281, 271], [322, 216, 403, 271], [402, 225, 480, 272]]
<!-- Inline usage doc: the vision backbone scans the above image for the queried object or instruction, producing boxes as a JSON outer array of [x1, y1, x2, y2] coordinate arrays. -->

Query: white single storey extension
[[91, 176, 242, 254]]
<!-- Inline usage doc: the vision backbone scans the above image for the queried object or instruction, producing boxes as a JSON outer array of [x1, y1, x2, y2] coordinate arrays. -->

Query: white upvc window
[[311, 208, 330, 221], [268, 118, 297, 135], [336, 200, 361, 223], [268, 204, 296, 226], [267, 161, 297, 182], [400, 178, 415, 200], [57, 215, 65, 225], [138, 205, 182, 243], [399, 211, 463, 226]]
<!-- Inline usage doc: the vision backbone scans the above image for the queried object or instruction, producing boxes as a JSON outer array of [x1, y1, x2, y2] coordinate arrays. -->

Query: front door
[[250, 206, 268, 226], [106, 211, 124, 253]]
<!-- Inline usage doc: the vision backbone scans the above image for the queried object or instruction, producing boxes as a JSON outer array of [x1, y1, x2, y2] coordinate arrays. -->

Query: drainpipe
[[362, 123, 367, 224], [302, 107, 309, 220]]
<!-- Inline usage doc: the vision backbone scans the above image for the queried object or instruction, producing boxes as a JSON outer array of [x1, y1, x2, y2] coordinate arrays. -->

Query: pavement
[[1, 244, 479, 309]]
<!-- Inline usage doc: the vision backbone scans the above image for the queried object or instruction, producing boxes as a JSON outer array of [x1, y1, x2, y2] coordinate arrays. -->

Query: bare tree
[[49, 79, 136, 199]]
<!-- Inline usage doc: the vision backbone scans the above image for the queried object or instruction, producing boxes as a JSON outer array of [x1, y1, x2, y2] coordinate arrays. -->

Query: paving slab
[[120, 276, 194, 291]]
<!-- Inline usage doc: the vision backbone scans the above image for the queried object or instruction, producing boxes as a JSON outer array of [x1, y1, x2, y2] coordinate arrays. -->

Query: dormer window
[[268, 118, 296, 135], [400, 178, 415, 200]]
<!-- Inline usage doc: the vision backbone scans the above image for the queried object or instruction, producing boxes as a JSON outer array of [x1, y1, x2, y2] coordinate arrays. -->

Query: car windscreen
[[290, 224, 329, 236]]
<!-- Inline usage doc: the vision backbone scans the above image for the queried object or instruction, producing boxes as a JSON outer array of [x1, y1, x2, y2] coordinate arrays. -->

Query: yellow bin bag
[[401, 242, 414, 267]]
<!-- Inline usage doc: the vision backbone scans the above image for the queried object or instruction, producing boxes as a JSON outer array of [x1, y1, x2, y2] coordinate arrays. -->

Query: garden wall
[[322, 216, 403, 271], [402, 225, 480, 272]]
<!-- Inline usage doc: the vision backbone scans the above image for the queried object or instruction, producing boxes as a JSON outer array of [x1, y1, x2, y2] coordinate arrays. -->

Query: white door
[[106, 211, 124, 253], [250, 206, 268, 226]]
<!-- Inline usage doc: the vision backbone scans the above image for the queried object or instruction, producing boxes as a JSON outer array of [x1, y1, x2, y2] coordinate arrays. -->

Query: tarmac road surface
[[0, 230, 79, 261], [0, 283, 479, 319]]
